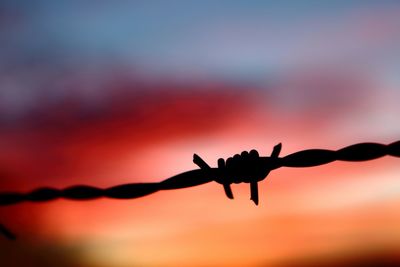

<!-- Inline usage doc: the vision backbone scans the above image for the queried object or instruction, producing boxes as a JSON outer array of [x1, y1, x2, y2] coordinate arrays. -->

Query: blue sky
[[2, 0, 400, 80], [1, 0, 400, 122], [2, 2, 400, 266]]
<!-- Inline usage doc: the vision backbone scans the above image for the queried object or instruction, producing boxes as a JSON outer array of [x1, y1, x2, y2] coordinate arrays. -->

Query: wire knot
[[193, 143, 282, 205], [216, 149, 265, 184]]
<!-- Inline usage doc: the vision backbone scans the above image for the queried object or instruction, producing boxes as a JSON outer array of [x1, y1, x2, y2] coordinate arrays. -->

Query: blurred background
[[1, 0, 400, 266]]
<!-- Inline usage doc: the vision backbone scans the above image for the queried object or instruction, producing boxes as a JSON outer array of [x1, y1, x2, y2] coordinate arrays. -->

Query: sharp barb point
[[250, 181, 259, 205], [193, 154, 211, 169], [2, 140, 400, 239], [271, 143, 282, 158], [223, 184, 234, 199]]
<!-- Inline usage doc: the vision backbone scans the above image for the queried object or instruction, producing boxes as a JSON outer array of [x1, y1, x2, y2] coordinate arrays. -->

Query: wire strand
[[1, 140, 399, 239]]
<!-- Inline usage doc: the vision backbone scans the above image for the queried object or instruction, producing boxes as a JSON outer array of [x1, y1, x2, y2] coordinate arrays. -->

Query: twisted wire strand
[[0, 140, 399, 239], [279, 141, 400, 167], [0, 169, 214, 206], [1, 141, 399, 206]]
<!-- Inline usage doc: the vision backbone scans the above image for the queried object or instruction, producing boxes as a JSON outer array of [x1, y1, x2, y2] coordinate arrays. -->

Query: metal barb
[[193, 154, 234, 199], [2, 140, 400, 240], [250, 182, 259, 205]]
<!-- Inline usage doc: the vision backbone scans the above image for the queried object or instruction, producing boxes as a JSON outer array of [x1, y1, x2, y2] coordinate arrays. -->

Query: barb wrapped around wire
[[1, 140, 400, 239]]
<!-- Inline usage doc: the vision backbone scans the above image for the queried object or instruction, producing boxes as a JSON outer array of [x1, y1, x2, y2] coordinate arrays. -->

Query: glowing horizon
[[1, 1, 400, 266]]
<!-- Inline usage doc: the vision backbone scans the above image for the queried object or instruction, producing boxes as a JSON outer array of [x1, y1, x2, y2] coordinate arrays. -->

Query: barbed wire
[[1, 141, 399, 239]]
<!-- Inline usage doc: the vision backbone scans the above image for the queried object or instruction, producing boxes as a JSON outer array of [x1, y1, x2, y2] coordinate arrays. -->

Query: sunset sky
[[1, 1, 400, 266]]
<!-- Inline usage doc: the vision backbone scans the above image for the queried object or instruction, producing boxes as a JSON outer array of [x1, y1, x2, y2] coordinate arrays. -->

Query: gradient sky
[[1, 1, 400, 266]]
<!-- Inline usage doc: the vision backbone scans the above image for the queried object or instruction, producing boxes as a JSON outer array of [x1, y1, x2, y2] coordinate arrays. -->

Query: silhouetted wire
[[1, 141, 399, 239]]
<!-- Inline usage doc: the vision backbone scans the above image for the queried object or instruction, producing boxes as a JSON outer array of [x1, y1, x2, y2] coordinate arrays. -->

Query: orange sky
[[1, 78, 400, 266], [2, 2, 400, 266]]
